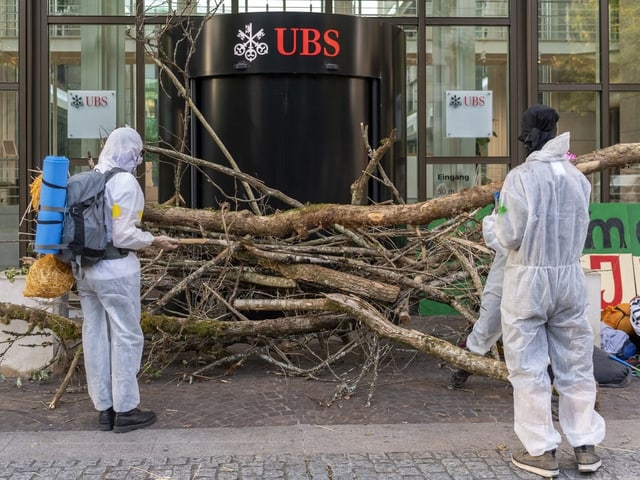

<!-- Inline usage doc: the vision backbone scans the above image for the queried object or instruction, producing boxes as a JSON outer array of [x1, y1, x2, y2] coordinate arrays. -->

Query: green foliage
[[30, 369, 51, 382], [3, 266, 29, 283]]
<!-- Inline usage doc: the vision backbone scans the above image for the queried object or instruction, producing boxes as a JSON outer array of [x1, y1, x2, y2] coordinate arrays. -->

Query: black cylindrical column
[[159, 12, 405, 210]]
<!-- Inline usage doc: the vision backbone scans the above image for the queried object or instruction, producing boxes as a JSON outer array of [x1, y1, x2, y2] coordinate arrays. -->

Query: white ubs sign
[[445, 90, 493, 138], [67, 90, 116, 139]]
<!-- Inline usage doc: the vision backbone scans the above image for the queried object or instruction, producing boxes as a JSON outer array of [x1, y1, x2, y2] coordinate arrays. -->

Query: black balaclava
[[518, 104, 560, 155]]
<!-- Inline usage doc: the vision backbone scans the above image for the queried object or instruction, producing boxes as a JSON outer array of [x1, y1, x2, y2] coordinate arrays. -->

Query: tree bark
[[256, 259, 400, 303], [143, 182, 500, 237], [0, 302, 349, 342], [573, 142, 640, 175], [143, 143, 640, 238]]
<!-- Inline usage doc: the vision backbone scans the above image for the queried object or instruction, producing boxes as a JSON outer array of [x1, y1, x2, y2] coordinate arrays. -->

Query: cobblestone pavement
[[1, 446, 639, 480], [1, 316, 640, 479]]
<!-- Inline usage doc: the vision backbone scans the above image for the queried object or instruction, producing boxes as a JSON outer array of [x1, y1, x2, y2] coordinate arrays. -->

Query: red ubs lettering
[[463, 96, 486, 107], [275, 28, 340, 57], [86, 96, 109, 107]]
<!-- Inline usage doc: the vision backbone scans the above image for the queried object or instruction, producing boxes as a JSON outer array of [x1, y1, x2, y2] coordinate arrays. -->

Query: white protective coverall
[[465, 214, 506, 355], [488, 131, 606, 456], [75, 127, 155, 413]]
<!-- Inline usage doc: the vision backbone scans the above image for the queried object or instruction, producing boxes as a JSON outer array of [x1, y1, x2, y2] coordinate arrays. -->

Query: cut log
[[259, 261, 400, 303]]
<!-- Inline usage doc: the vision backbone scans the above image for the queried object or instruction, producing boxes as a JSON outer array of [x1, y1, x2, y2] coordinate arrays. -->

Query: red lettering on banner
[[274, 27, 341, 57], [588, 254, 623, 307]]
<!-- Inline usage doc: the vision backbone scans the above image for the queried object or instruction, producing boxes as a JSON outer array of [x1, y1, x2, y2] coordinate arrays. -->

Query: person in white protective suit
[[75, 127, 179, 433], [449, 213, 507, 388], [486, 105, 605, 478], [465, 215, 506, 355]]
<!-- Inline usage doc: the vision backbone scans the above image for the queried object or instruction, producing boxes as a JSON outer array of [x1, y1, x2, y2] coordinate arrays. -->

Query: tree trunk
[[143, 182, 499, 237], [0, 302, 348, 343], [143, 143, 640, 237]]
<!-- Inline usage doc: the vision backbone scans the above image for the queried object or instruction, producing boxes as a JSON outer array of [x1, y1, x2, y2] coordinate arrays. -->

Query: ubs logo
[[449, 94, 487, 108], [70, 93, 84, 109], [274, 27, 340, 56], [69, 93, 110, 108], [449, 95, 462, 108], [234, 23, 269, 62], [233, 22, 341, 62]]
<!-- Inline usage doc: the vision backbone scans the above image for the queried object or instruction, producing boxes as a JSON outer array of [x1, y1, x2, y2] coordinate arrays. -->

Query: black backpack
[[57, 167, 128, 267]]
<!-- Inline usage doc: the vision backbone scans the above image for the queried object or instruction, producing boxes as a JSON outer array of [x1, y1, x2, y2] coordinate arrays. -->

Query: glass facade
[[0, 1, 18, 82], [610, 0, 640, 84], [425, 25, 509, 199], [609, 92, 640, 203], [4, 0, 639, 267], [334, 0, 413, 16], [0, 0, 19, 267], [49, 0, 136, 15], [427, 0, 508, 17], [49, 24, 137, 172], [538, 0, 599, 84]]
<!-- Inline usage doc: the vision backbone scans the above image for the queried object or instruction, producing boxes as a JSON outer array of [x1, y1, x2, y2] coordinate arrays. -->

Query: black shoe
[[450, 369, 473, 389], [113, 408, 157, 433], [99, 407, 115, 431]]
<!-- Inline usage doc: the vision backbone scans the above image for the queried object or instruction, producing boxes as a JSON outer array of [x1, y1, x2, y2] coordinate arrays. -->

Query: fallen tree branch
[[258, 260, 400, 303], [150, 242, 239, 314], [143, 182, 500, 238], [324, 293, 509, 382], [351, 126, 397, 206], [143, 144, 640, 238], [48, 345, 82, 410], [0, 303, 351, 343]]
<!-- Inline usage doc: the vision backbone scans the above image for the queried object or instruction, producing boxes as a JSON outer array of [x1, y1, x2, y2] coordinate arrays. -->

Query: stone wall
[[0, 276, 64, 378]]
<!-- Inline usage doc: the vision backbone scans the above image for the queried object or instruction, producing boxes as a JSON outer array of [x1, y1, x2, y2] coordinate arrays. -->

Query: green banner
[[584, 203, 635, 254], [420, 203, 640, 316]]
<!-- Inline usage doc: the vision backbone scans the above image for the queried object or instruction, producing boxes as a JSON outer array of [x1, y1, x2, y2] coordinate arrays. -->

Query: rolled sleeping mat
[[34, 210, 64, 254], [34, 156, 69, 254], [39, 155, 69, 213]]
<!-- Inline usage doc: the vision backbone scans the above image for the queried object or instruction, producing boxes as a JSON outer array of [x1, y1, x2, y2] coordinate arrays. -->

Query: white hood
[[526, 131, 571, 162], [96, 127, 143, 174]]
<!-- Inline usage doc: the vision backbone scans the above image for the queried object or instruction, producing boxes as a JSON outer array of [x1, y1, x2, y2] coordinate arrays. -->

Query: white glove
[[152, 235, 179, 251]]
